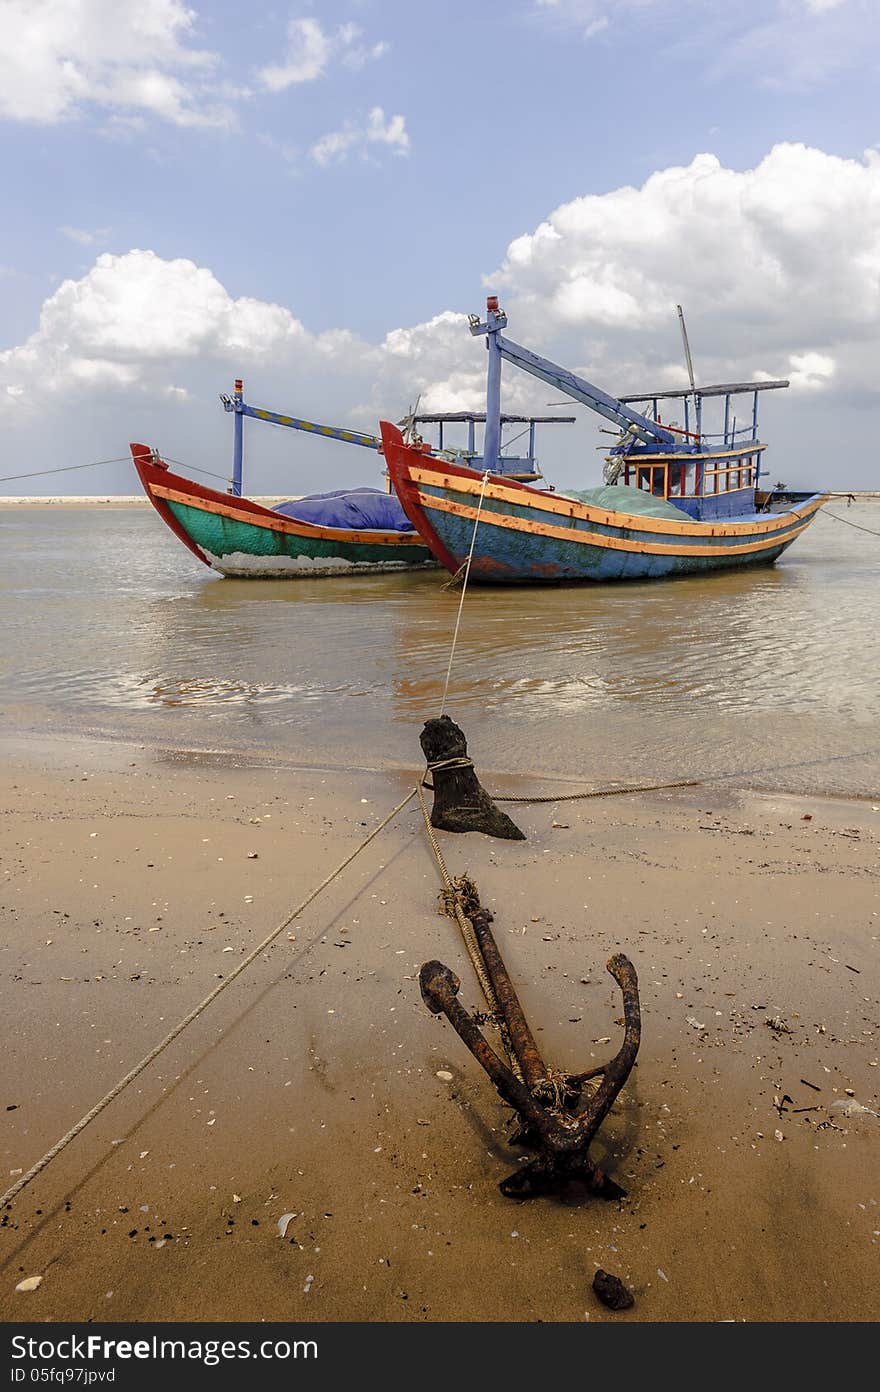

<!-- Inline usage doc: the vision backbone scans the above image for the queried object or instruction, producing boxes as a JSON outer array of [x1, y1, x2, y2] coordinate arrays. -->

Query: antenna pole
[[677, 305, 701, 442], [676, 305, 696, 395]]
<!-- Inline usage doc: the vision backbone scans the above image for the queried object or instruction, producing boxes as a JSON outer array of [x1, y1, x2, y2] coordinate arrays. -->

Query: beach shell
[[277, 1212, 296, 1238], [15, 1276, 43, 1293]]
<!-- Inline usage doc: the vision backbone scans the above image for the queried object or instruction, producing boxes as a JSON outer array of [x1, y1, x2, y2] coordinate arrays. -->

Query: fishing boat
[[131, 381, 435, 578], [381, 298, 828, 584]]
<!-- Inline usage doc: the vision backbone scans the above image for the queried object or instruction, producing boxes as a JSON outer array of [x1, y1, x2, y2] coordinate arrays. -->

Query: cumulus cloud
[[310, 107, 410, 166], [491, 143, 880, 396], [2, 250, 306, 391], [0, 0, 233, 127], [0, 249, 474, 433], [258, 17, 388, 91], [2, 143, 878, 492]]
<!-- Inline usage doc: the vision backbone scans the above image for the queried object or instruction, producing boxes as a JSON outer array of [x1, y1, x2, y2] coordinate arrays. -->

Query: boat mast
[[232, 378, 244, 497], [469, 295, 508, 472], [221, 385, 381, 496]]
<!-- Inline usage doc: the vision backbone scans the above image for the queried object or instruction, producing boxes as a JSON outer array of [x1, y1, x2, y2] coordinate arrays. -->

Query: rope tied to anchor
[[439, 469, 491, 715]]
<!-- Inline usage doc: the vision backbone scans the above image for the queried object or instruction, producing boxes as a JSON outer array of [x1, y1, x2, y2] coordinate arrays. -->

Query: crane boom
[[495, 335, 675, 446]]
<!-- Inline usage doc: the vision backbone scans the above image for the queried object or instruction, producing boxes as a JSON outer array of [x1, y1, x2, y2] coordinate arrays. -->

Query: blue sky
[[2, 0, 879, 493]]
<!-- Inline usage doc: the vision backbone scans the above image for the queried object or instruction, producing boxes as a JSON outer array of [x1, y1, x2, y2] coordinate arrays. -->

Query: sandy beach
[[1, 732, 876, 1323]]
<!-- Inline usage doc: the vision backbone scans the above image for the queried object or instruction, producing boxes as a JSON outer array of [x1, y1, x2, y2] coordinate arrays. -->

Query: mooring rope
[[0, 457, 131, 485], [820, 508, 880, 538], [497, 777, 702, 804], [422, 759, 700, 804], [415, 779, 522, 1080], [0, 786, 418, 1211], [440, 470, 491, 715]]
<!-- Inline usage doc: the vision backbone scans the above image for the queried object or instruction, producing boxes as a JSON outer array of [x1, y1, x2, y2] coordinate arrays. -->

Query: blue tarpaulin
[[273, 488, 415, 532]]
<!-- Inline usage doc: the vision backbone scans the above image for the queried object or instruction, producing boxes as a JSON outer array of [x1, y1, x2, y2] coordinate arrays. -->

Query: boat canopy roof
[[413, 412, 576, 424], [618, 379, 789, 403]]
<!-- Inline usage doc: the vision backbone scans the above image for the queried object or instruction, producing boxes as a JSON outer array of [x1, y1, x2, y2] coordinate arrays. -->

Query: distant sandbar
[[0, 495, 286, 508]]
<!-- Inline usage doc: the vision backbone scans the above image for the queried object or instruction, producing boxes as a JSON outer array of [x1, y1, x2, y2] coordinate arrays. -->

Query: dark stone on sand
[[593, 1269, 635, 1310]]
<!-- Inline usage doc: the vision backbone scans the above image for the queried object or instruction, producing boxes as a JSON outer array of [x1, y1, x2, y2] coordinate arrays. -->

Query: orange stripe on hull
[[151, 483, 425, 547], [417, 491, 820, 558], [406, 465, 827, 539]]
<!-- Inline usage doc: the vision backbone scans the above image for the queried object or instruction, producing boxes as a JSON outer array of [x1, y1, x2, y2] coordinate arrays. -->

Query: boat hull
[[380, 424, 827, 584], [130, 444, 435, 578]]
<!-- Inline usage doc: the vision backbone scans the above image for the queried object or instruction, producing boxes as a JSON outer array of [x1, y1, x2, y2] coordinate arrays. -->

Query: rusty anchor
[[419, 892, 640, 1200]]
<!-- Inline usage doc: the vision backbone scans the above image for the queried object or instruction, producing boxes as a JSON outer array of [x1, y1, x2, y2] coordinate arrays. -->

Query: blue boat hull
[[381, 424, 827, 584]]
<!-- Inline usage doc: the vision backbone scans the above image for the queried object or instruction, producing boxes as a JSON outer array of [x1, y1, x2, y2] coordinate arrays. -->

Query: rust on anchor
[[419, 884, 641, 1201]]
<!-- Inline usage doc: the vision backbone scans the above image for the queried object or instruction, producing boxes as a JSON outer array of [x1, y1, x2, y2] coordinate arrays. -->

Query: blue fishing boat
[[382, 298, 827, 583]]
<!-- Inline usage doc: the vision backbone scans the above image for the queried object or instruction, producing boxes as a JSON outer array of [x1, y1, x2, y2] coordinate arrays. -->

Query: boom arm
[[222, 395, 379, 449], [495, 336, 675, 447]]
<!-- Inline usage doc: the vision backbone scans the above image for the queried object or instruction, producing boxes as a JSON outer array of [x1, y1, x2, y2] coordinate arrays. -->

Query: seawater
[[1, 503, 878, 797]]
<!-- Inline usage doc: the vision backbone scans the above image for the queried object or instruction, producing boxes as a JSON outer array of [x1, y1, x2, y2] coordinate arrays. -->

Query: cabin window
[[636, 464, 668, 497]]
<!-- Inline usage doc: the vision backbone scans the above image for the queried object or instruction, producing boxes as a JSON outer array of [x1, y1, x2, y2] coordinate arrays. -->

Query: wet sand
[[1, 735, 877, 1323]]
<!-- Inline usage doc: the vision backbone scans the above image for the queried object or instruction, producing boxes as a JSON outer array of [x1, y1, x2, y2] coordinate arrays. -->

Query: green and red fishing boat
[[131, 383, 435, 578]]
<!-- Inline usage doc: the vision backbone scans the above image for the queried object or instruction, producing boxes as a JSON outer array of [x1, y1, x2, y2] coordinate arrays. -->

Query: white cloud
[[788, 351, 836, 389], [310, 107, 409, 167], [59, 225, 112, 246], [341, 38, 389, 71], [2, 143, 879, 492], [0, 0, 233, 127], [490, 143, 880, 400], [259, 17, 330, 89], [258, 17, 387, 92]]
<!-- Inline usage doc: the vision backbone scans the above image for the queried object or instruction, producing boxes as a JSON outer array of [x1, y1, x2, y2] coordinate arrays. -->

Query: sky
[[1, 0, 879, 495]]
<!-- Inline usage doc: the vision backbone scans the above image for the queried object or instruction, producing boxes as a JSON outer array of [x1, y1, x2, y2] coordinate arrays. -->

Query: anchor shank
[[469, 907, 548, 1089]]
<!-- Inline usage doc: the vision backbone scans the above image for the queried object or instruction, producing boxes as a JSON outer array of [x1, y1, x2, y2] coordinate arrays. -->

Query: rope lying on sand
[[0, 785, 418, 1211], [415, 780, 522, 1080], [2, 759, 712, 1211]]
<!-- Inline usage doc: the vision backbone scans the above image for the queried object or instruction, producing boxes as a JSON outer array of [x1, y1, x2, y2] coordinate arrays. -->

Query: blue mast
[[470, 295, 507, 472], [232, 378, 244, 497]]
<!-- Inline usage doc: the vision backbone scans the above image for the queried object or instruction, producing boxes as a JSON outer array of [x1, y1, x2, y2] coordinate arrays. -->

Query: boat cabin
[[609, 380, 789, 521]]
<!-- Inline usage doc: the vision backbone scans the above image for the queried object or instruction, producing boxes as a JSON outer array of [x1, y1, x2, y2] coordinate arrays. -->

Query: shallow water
[[2, 503, 879, 795]]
